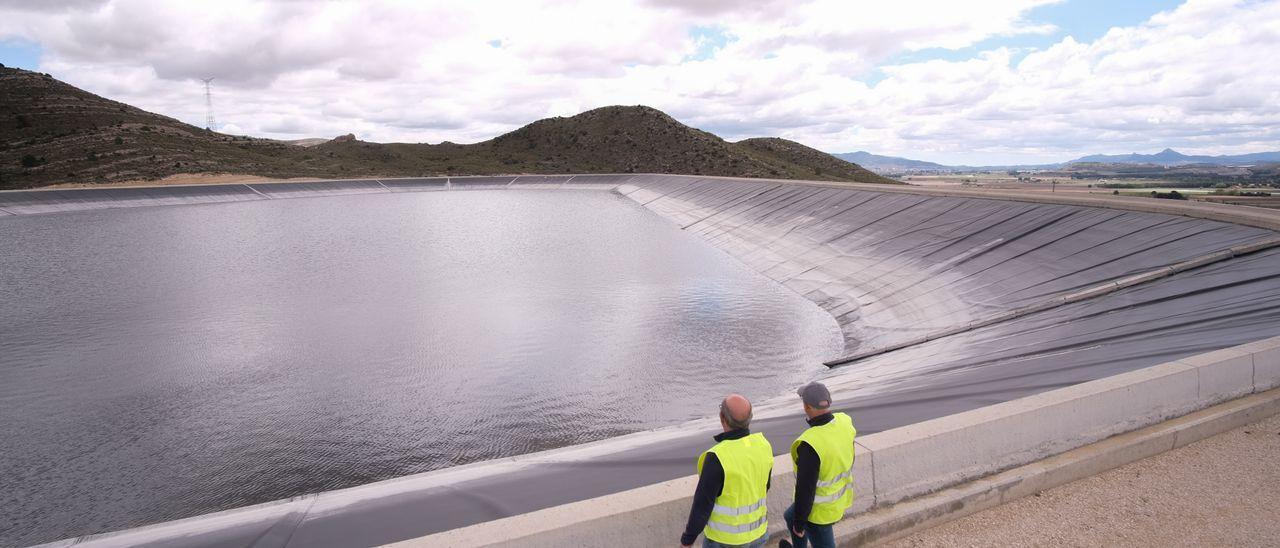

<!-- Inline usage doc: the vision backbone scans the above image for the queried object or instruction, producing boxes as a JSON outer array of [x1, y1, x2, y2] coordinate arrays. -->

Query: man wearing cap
[[681, 394, 773, 548], [781, 382, 857, 548]]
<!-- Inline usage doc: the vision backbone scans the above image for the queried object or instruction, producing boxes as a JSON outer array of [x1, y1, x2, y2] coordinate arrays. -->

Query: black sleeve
[[793, 441, 821, 525], [681, 453, 724, 546]]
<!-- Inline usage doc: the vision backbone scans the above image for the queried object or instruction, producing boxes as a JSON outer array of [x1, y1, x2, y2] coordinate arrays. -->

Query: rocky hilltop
[[0, 67, 897, 189]]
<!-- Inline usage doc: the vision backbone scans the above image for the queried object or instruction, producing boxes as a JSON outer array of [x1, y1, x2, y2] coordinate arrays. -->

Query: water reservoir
[[0, 189, 841, 546]]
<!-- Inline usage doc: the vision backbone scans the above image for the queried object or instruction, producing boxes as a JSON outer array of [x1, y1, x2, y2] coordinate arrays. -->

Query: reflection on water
[[0, 190, 841, 546]]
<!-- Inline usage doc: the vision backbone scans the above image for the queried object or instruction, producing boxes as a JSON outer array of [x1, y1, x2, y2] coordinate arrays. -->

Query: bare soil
[[887, 413, 1280, 547]]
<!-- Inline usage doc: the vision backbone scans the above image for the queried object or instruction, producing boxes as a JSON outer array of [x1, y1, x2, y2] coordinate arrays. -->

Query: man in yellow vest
[[781, 382, 856, 548], [680, 394, 773, 548]]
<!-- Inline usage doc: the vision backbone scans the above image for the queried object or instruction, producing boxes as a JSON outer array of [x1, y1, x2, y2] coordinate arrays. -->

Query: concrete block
[[767, 454, 797, 526], [823, 389, 1280, 548], [851, 441, 876, 515], [822, 469, 1014, 547], [1240, 335, 1280, 392], [1001, 424, 1177, 502], [858, 361, 1198, 506], [1175, 347, 1255, 405], [1258, 348, 1280, 392], [1171, 391, 1280, 448]]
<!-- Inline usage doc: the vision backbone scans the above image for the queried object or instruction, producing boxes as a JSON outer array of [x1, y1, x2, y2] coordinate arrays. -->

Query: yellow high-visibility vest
[[696, 432, 773, 544], [790, 412, 857, 525]]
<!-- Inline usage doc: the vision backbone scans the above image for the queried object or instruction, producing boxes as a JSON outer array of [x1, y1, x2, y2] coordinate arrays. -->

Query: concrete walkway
[[886, 413, 1280, 547]]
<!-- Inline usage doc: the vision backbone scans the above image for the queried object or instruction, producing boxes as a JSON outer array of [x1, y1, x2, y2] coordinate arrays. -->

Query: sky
[[1, 0, 1277, 165]]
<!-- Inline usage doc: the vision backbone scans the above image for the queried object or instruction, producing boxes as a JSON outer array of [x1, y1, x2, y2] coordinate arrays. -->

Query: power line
[[202, 77, 216, 131]]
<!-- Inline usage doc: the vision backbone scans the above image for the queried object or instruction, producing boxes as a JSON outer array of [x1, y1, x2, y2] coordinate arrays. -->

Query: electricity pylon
[[202, 78, 216, 130]]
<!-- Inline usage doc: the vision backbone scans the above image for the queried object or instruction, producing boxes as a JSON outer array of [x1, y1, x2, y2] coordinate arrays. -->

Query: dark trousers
[[783, 504, 836, 548]]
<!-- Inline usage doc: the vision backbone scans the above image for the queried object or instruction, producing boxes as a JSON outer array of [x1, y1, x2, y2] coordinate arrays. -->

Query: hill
[[735, 139, 896, 183], [0, 67, 895, 189], [833, 151, 951, 172], [1068, 148, 1280, 166], [0, 67, 316, 189]]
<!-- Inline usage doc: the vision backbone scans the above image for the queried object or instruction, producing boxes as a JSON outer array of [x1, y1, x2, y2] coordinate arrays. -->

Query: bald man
[[680, 394, 773, 548]]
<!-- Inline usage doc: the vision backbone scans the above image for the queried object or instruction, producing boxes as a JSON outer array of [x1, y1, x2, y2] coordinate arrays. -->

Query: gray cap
[[797, 381, 832, 409]]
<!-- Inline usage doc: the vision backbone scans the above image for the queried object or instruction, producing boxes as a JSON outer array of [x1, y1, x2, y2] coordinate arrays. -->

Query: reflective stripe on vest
[[706, 513, 767, 534], [814, 481, 853, 504], [790, 412, 858, 525], [712, 496, 767, 516], [697, 432, 773, 545], [816, 468, 854, 489]]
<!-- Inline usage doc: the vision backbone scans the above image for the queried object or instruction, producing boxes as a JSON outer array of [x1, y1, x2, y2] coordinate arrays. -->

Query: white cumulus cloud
[[1, 0, 1275, 164]]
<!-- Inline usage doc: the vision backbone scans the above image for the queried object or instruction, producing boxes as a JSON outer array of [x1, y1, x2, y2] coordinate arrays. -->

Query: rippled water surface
[[0, 190, 841, 546]]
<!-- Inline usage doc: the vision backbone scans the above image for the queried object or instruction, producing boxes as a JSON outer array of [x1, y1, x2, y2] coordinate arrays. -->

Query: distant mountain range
[[0, 67, 895, 189], [835, 148, 1280, 174], [1071, 148, 1280, 166]]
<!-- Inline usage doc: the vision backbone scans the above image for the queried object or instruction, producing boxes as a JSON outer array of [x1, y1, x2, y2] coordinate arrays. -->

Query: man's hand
[[793, 524, 806, 538]]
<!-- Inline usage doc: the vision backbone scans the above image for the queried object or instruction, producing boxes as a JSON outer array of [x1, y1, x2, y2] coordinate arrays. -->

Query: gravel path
[[886, 413, 1280, 547]]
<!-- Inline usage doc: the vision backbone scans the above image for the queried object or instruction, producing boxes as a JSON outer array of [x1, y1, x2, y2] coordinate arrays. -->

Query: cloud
[[810, 0, 1280, 162], [641, 0, 792, 18], [0, 0, 1274, 163], [0, 0, 106, 12]]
